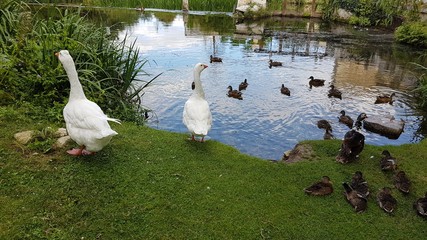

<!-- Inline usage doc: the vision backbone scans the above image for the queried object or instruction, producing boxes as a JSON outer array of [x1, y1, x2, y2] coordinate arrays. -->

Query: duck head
[[357, 113, 368, 121], [321, 176, 332, 184], [353, 171, 363, 180], [381, 150, 391, 157]]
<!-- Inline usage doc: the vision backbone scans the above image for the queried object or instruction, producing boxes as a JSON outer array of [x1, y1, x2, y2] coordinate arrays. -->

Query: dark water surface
[[115, 11, 426, 160]]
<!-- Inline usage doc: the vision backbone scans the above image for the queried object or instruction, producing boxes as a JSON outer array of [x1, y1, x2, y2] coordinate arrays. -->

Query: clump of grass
[[1, 0, 156, 124]]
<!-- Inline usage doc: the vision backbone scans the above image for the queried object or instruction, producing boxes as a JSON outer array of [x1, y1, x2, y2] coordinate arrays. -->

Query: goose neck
[[64, 60, 86, 100], [193, 71, 205, 98]]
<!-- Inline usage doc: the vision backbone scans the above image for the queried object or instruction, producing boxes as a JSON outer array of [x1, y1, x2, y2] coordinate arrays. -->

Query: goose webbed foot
[[67, 146, 84, 156]]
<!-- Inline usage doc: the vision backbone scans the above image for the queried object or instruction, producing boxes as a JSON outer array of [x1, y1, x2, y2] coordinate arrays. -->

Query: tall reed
[[0, 0, 155, 124], [27, 0, 237, 12]]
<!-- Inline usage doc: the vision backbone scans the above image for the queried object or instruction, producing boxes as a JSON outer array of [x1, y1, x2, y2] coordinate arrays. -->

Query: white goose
[[56, 50, 120, 155], [183, 63, 212, 142]]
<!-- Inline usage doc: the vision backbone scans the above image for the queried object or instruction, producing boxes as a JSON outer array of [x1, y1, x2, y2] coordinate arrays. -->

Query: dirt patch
[[281, 143, 315, 163]]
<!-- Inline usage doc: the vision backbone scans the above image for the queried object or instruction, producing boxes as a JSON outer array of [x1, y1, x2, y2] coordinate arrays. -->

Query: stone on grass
[[54, 128, 68, 138], [281, 143, 314, 163], [53, 136, 72, 150], [14, 130, 36, 145]]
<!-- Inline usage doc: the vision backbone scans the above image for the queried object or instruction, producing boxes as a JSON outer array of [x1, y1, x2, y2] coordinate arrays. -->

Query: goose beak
[[54, 52, 59, 57], [203, 64, 208, 69]]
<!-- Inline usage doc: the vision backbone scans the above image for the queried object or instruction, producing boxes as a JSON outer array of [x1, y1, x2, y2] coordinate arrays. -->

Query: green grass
[[1, 105, 427, 239]]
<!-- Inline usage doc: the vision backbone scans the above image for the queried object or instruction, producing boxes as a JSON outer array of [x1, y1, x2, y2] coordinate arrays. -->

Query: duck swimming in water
[[328, 85, 342, 99], [269, 59, 282, 68], [375, 92, 395, 104], [239, 79, 248, 91], [210, 55, 222, 63], [227, 86, 243, 100], [308, 76, 325, 88], [338, 110, 354, 129], [280, 84, 290, 96]]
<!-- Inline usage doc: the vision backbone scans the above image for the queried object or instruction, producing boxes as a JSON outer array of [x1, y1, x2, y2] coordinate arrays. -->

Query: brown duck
[[210, 55, 222, 63], [394, 170, 411, 194], [380, 150, 397, 171], [239, 79, 248, 91], [308, 76, 325, 88], [377, 187, 397, 213], [227, 86, 243, 100], [336, 129, 365, 164], [304, 176, 333, 196], [343, 182, 367, 213], [375, 92, 395, 104], [328, 85, 342, 99], [350, 171, 369, 198], [338, 110, 354, 129], [269, 59, 282, 68], [353, 113, 368, 130], [317, 120, 332, 132], [323, 128, 334, 140], [280, 84, 290, 96], [414, 192, 427, 218]]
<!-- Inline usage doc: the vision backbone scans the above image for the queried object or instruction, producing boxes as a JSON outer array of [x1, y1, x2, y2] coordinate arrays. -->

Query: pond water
[[114, 10, 426, 160]]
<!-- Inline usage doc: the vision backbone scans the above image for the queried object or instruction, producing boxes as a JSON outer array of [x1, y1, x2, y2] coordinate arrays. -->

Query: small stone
[[54, 128, 68, 137], [14, 130, 35, 145], [53, 136, 72, 150]]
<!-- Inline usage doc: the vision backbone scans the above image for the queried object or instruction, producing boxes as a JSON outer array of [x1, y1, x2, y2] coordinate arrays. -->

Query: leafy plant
[[1, 1, 158, 124], [395, 21, 427, 47]]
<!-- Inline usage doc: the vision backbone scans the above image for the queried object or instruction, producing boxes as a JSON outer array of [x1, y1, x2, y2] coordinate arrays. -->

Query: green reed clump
[[0, 0, 155, 124]]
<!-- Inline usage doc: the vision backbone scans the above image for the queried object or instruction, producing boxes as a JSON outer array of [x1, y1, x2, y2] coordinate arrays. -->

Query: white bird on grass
[[183, 63, 212, 142], [56, 50, 120, 156]]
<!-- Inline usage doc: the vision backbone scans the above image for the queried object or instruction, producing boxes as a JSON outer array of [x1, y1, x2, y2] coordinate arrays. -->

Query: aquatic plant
[[0, 0, 156, 124]]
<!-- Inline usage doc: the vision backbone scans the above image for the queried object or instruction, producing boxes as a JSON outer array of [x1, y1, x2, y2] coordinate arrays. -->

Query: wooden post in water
[[182, 0, 189, 12], [282, 0, 287, 16]]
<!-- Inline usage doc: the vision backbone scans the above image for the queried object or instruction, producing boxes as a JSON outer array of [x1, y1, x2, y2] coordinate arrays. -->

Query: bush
[[0, 1, 156, 124], [395, 22, 427, 48]]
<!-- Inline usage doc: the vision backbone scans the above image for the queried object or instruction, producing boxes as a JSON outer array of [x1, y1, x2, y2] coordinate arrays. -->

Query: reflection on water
[[117, 11, 425, 160]]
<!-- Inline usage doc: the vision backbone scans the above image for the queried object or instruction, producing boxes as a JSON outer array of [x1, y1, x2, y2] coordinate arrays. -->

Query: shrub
[[395, 22, 427, 48]]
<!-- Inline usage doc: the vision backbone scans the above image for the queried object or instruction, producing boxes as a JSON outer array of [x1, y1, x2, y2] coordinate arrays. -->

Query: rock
[[14, 130, 36, 145], [363, 115, 404, 139], [235, 0, 266, 13], [53, 136, 72, 150], [337, 8, 353, 20], [281, 143, 314, 163], [54, 128, 68, 137]]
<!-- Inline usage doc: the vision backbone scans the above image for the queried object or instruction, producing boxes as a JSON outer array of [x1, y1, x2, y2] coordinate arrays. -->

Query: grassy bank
[[1, 105, 427, 239]]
